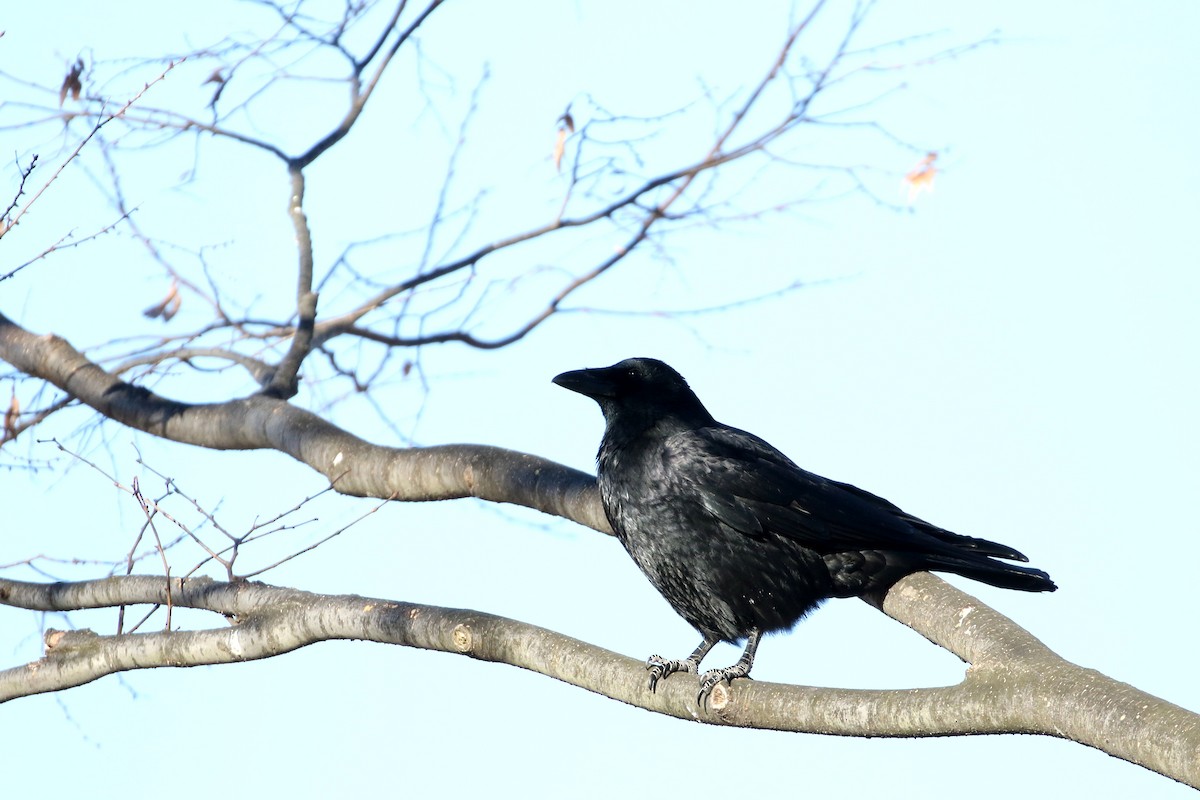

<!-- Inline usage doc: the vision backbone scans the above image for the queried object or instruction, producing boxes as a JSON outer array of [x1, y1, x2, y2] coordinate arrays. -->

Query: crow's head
[[553, 357, 713, 428]]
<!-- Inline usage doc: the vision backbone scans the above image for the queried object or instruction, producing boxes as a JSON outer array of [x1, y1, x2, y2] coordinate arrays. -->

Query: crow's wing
[[663, 423, 1026, 561]]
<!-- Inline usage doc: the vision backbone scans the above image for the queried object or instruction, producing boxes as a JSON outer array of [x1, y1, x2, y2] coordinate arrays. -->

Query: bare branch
[[0, 572, 1195, 788], [0, 310, 608, 531], [1, 61, 180, 238], [293, 0, 446, 169], [0, 153, 38, 239], [265, 165, 318, 399]]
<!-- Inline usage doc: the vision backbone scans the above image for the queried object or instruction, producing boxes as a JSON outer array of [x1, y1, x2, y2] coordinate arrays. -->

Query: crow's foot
[[645, 654, 699, 693], [696, 662, 754, 706]]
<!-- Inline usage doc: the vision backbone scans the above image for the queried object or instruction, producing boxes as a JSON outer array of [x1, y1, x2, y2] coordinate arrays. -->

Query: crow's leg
[[646, 634, 719, 693], [697, 627, 761, 704]]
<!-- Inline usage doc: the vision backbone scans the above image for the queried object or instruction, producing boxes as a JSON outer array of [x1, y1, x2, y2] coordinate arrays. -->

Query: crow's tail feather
[[913, 523, 1032, 563], [923, 553, 1057, 593]]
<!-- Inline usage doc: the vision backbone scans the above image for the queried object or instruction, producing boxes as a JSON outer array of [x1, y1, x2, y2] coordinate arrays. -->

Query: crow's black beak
[[552, 367, 617, 399]]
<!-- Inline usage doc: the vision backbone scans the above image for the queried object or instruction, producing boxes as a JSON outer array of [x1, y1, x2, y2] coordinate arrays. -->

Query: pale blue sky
[[2, 2, 1198, 798]]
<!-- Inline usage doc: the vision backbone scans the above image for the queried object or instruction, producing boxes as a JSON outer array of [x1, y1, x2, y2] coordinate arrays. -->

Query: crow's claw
[[645, 654, 697, 693], [696, 664, 754, 707]]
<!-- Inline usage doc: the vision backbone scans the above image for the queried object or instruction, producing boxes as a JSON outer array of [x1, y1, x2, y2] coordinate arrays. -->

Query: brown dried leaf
[[203, 69, 225, 86], [553, 126, 567, 172], [3, 392, 19, 441], [162, 292, 181, 321], [553, 111, 575, 172], [904, 152, 938, 204], [143, 281, 181, 321], [59, 58, 84, 107]]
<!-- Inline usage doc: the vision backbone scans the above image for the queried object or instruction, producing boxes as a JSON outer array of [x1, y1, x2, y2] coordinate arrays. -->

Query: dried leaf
[[904, 152, 938, 204], [553, 111, 575, 173], [59, 58, 84, 107], [143, 281, 182, 321], [162, 292, 181, 321], [3, 392, 18, 442], [553, 126, 567, 172], [206, 73, 228, 110]]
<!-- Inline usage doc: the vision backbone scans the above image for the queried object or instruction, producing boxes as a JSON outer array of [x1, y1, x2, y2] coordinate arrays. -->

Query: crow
[[553, 357, 1056, 703]]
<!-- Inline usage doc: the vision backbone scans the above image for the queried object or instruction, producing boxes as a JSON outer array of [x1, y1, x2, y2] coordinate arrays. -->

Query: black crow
[[553, 357, 1056, 703]]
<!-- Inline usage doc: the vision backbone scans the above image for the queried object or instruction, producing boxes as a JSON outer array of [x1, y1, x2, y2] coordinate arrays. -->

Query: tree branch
[[266, 164, 318, 399], [0, 310, 608, 532], [293, 0, 446, 169], [0, 573, 1195, 788]]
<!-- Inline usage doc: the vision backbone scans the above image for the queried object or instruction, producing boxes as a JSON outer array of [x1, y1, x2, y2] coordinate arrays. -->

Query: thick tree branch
[[0, 310, 608, 532], [0, 573, 1195, 788]]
